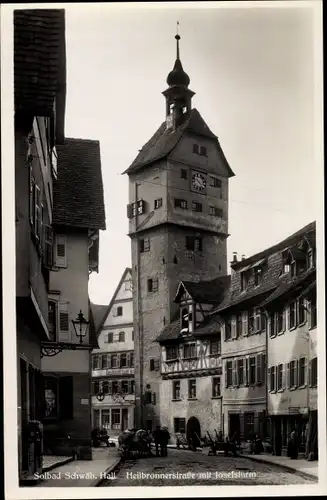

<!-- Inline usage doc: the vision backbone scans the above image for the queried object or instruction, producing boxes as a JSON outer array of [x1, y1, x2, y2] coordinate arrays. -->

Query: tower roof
[[166, 34, 190, 87], [123, 108, 235, 177]]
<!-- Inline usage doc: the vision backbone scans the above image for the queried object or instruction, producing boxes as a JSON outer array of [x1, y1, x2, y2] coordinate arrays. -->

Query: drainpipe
[[263, 307, 270, 442]]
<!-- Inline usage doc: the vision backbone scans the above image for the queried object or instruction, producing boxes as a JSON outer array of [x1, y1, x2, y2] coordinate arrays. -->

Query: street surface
[[100, 448, 316, 486]]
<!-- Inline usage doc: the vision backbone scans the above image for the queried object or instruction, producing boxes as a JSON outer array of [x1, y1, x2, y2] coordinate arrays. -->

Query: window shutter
[[59, 376, 73, 419], [304, 357, 308, 386], [34, 184, 41, 239], [286, 362, 290, 389], [232, 360, 237, 387], [43, 225, 54, 268], [107, 354, 112, 368], [231, 318, 237, 339], [242, 313, 248, 336], [295, 359, 299, 387], [29, 169, 35, 226], [282, 364, 286, 389], [261, 354, 266, 383], [55, 234, 67, 267], [108, 381, 112, 395], [256, 354, 262, 385], [58, 302, 70, 342], [117, 353, 121, 368], [224, 361, 228, 388], [154, 359, 160, 371], [244, 358, 249, 386], [117, 380, 121, 393], [127, 204, 133, 219], [151, 392, 156, 405], [308, 360, 312, 387], [282, 310, 286, 331], [268, 368, 271, 391], [127, 353, 131, 367]]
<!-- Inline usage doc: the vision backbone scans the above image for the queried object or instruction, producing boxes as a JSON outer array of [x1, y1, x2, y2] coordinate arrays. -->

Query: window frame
[[154, 198, 163, 209], [172, 380, 181, 400], [188, 379, 197, 399], [212, 377, 221, 398], [174, 198, 188, 210], [191, 201, 203, 213]]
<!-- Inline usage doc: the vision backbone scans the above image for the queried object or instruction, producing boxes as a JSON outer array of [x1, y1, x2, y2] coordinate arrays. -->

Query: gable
[[115, 271, 133, 301], [169, 131, 232, 178]]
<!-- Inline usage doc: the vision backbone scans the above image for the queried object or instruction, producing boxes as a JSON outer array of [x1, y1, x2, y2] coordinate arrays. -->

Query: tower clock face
[[192, 171, 206, 193]]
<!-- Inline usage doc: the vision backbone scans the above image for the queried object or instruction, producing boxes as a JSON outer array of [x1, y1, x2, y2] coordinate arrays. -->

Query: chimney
[[241, 254, 246, 261], [230, 252, 238, 265]]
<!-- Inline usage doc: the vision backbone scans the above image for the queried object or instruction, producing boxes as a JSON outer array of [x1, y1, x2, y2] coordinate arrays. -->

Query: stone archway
[[186, 416, 201, 448]]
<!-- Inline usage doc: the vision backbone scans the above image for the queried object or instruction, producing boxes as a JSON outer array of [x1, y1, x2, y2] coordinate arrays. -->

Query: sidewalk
[[37, 447, 121, 487], [241, 453, 318, 480]]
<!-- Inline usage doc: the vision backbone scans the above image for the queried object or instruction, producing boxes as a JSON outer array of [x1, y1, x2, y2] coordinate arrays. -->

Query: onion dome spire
[[166, 23, 190, 87]]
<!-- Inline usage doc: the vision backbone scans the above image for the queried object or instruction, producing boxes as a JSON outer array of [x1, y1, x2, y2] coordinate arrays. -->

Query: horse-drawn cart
[[118, 429, 152, 459]]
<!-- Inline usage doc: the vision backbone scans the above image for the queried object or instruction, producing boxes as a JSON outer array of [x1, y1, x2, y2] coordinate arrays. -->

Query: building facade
[[262, 228, 317, 457], [156, 278, 229, 444], [14, 9, 66, 482], [41, 138, 106, 460], [124, 33, 234, 430], [211, 222, 316, 451], [91, 269, 135, 434]]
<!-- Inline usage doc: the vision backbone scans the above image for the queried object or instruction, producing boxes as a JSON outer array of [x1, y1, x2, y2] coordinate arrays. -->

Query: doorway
[[121, 408, 128, 431], [186, 416, 201, 447], [228, 413, 240, 440]]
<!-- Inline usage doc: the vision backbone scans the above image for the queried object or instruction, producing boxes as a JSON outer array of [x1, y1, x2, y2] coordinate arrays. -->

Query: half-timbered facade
[[156, 277, 229, 444], [91, 268, 135, 434]]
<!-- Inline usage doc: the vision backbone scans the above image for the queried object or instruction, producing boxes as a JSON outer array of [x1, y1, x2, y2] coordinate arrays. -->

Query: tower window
[[147, 278, 159, 293], [209, 176, 222, 188], [180, 169, 188, 179], [192, 201, 202, 213], [117, 306, 123, 317], [186, 236, 203, 252], [174, 198, 188, 210], [140, 237, 150, 253], [154, 198, 162, 209], [210, 206, 223, 217], [200, 146, 207, 156], [192, 144, 199, 154]]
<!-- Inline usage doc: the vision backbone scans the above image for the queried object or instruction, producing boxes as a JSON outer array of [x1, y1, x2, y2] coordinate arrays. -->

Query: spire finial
[[175, 21, 180, 60]]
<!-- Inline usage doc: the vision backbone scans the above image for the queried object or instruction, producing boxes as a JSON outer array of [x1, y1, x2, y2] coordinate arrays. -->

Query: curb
[[239, 454, 318, 481], [93, 456, 123, 487], [42, 456, 75, 473]]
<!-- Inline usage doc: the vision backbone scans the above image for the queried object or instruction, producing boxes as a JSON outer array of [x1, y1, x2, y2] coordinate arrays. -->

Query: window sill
[[309, 325, 317, 331], [297, 384, 307, 390], [211, 396, 222, 399], [165, 359, 178, 363], [289, 325, 297, 332], [208, 353, 221, 358], [183, 356, 198, 361], [187, 398, 197, 401], [289, 386, 297, 391], [277, 388, 285, 393], [277, 330, 285, 336], [298, 321, 306, 328], [172, 398, 182, 402], [269, 390, 277, 394]]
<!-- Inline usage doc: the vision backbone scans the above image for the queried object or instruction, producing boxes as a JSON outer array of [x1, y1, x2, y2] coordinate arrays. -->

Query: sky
[[61, 2, 320, 306]]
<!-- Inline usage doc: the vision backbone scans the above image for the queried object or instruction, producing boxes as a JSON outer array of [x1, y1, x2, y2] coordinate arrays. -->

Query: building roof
[[53, 138, 106, 230], [155, 313, 184, 344], [193, 316, 222, 337], [123, 108, 235, 177], [14, 9, 66, 142], [88, 299, 99, 349], [175, 275, 231, 304], [259, 269, 316, 309], [94, 268, 132, 337], [211, 222, 316, 315], [90, 303, 108, 333], [232, 221, 316, 272]]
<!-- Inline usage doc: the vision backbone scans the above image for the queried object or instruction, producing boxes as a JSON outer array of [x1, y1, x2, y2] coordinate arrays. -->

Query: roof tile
[[53, 138, 106, 230]]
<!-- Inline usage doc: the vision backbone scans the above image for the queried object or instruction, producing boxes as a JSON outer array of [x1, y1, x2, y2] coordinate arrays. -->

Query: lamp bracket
[[41, 341, 94, 358]]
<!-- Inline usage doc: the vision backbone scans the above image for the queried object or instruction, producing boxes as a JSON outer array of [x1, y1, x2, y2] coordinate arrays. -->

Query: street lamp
[[72, 310, 89, 344]]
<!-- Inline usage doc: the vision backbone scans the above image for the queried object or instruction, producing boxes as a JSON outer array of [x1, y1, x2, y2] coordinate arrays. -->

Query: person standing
[[153, 425, 162, 457], [160, 426, 170, 457]]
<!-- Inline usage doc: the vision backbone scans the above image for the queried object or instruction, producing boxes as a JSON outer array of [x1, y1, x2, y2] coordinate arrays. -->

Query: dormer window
[[180, 306, 193, 333], [240, 268, 251, 291], [254, 266, 263, 286], [307, 248, 314, 269], [290, 260, 297, 278], [181, 308, 189, 331]]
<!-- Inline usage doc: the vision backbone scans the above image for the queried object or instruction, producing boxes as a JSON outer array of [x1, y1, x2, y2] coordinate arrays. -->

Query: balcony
[[92, 393, 135, 406]]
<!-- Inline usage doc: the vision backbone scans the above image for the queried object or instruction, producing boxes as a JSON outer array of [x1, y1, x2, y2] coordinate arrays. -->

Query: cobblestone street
[[100, 449, 316, 487]]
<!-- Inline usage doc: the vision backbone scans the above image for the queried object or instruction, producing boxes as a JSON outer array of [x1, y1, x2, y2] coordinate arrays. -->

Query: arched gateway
[[186, 416, 201, 448]]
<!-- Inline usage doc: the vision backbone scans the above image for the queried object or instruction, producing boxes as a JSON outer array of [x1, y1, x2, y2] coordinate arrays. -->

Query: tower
[[124, 30, 235, 429]]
